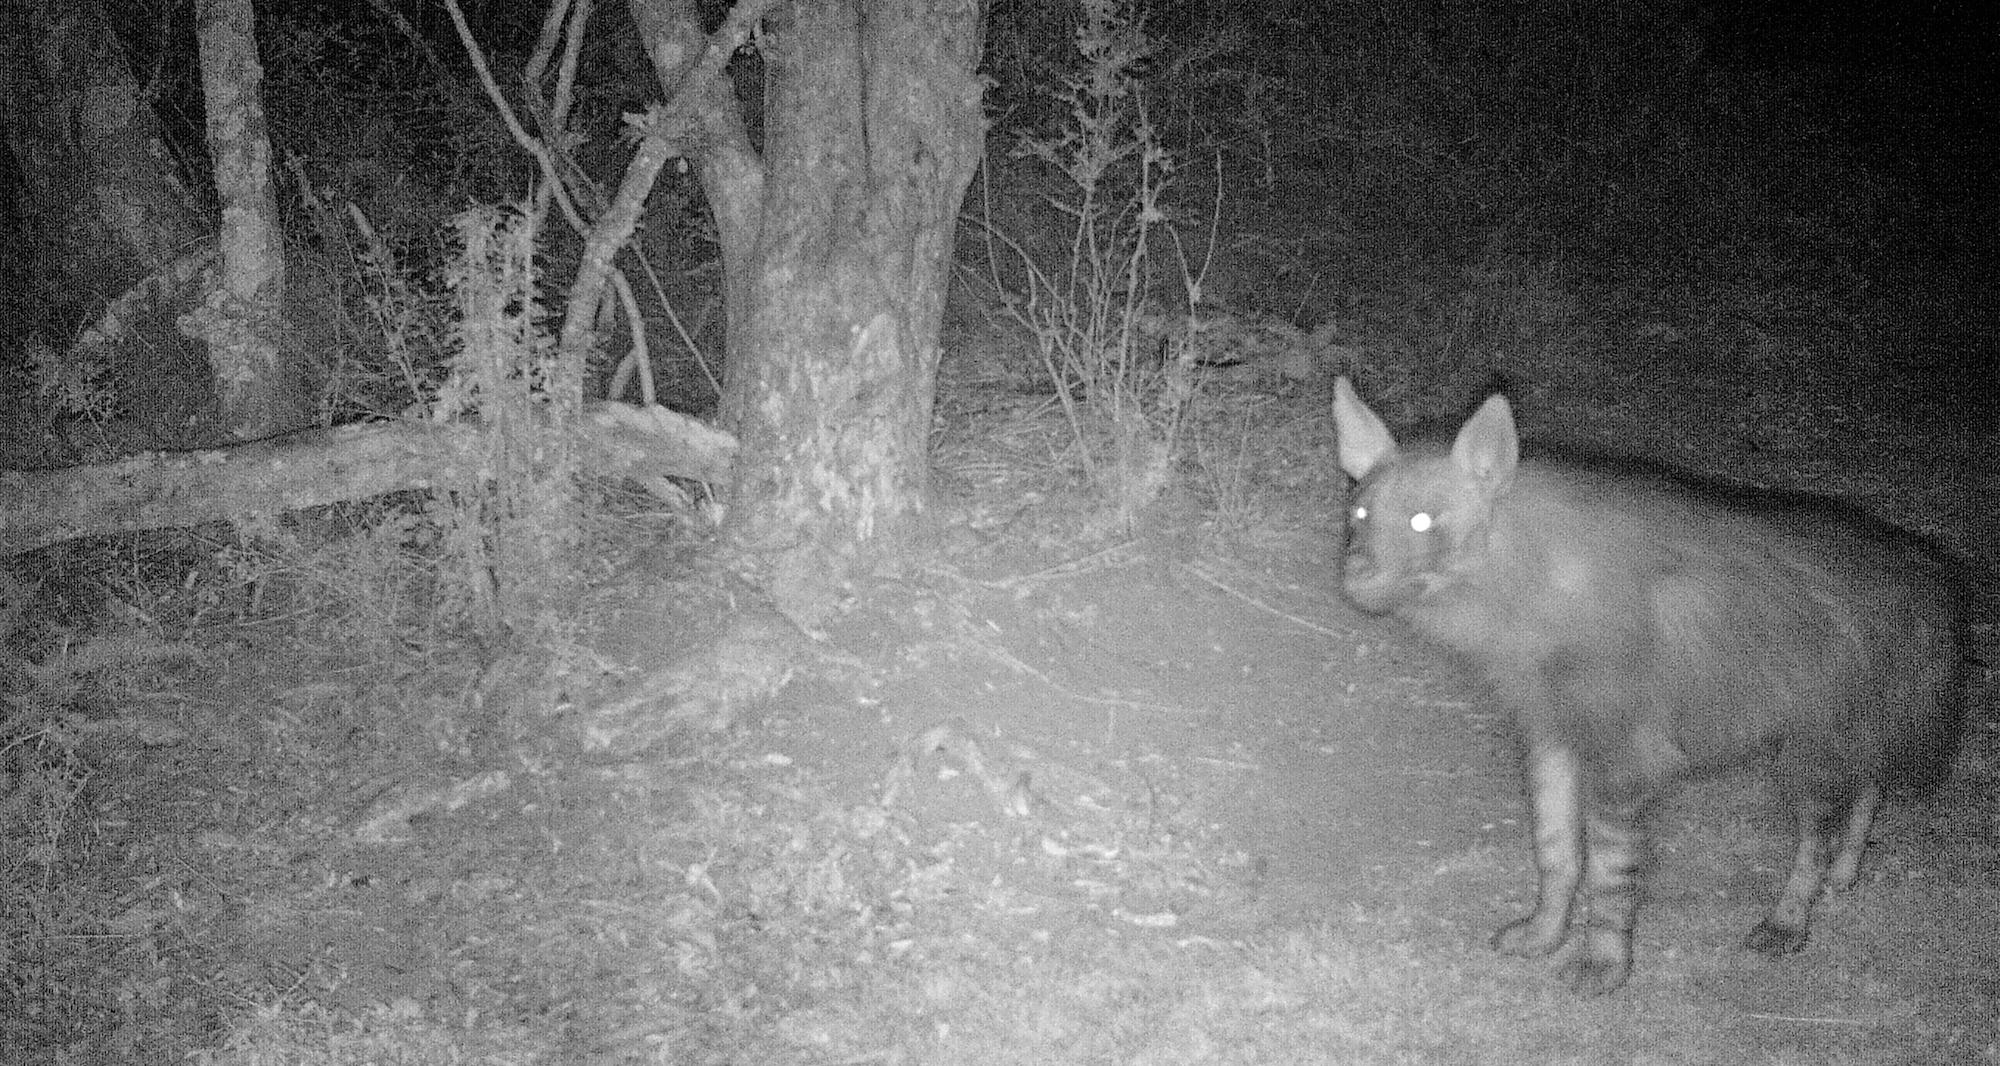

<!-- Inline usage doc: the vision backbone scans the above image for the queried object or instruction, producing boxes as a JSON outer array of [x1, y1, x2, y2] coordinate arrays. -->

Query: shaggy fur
[[1332, 377, 1967, 995]]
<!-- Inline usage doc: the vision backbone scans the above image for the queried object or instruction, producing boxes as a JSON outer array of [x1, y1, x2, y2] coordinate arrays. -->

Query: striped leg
[[1494, 743, 1583, 959], [1560, 805, 1643, 995]]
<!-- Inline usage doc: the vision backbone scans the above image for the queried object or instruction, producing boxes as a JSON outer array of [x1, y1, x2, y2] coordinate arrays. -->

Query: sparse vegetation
[[979, 0, 1216, 534], [1, 0, 1993, 1063]]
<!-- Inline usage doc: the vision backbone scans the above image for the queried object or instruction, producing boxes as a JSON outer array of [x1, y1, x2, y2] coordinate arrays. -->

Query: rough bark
[[630, 0, 986, 624], [3, 0, 209, 287], [1, 0, 219, 444], [4, 0, 311, 446], [191, 0, 309, 439], [0, 404, 735, 557]]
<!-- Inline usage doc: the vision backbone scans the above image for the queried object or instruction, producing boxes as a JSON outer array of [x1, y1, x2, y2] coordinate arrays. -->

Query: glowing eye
[[1352, 504, 1369, 522], [1410, 512, 1434, 533]]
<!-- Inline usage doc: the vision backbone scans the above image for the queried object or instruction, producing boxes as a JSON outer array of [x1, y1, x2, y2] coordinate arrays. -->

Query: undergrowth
[[981, 0, 1217, 534], [0, 198, 594, 1063]]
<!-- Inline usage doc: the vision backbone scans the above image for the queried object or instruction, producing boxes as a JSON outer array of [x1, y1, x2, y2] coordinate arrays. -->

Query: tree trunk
[[2, 0, 310, 449], [2, 0, 210, 289], [1, 0, 217, 449], [631, 0, 986, 624], [191, 0, 310, 439]]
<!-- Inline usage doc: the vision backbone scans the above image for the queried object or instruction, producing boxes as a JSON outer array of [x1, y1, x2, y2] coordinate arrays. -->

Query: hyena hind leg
[[1743, 787, 1880, 956]]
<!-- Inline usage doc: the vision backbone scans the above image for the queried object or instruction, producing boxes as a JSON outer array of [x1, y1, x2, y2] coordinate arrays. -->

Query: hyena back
[[1331, 377, 1967, 995]]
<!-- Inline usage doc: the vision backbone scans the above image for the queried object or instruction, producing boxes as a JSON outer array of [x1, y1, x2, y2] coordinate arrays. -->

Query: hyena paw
[[1556, 947, 1633, 996], [1742, 919, 1809, 956], [1491, 917, 1567, 958]]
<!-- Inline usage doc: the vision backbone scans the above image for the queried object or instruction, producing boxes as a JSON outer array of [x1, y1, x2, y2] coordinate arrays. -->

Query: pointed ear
[[1333, 377, 1398, 480], [1451, 393, 1519, 482]]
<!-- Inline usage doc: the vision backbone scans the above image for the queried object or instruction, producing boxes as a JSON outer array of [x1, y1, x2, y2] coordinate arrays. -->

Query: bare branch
[[522, 0, 573, 92], [441, 0, 588, 237], [357, 0, 453, 73], [606, 269, 654, 406]]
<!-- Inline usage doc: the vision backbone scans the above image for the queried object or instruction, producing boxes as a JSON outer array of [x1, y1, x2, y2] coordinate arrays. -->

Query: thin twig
[[627, 252, 721, 400], [1179, 562, 1352, 638], [974, 638, 1209, 717], [609, 270, 653, 405], [441, 0, 587, 238], [959, 541, 1146, 588], [1741, 1013, 1891, 1026]]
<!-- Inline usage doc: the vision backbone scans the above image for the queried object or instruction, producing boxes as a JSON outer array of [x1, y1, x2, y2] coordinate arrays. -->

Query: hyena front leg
[[1494, 743, 1583, 959], [1744, 786, 1879, 955], [1559, 803, 1644, 995]]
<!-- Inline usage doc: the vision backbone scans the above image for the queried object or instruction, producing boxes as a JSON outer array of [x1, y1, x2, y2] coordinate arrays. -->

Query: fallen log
[[0, 402, 735, 556]]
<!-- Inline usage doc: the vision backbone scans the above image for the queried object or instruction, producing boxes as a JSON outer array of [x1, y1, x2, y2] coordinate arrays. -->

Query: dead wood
[[0, 402, 734, 556]]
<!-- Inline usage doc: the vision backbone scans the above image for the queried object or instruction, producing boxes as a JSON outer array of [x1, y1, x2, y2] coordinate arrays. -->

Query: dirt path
[[756, 491, 1998, 1061]]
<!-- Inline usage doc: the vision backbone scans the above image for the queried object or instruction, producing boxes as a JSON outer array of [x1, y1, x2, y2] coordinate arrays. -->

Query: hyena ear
[[1450, 392, 1520, 483], [1333, 377, 1398, 480]]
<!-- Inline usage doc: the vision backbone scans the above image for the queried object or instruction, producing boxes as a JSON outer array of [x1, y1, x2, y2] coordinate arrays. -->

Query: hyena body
[[1330, 378, 1967, 995]]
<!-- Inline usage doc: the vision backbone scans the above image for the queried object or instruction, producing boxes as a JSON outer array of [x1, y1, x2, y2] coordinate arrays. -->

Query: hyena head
[[1331, 377, 1519, 616]]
